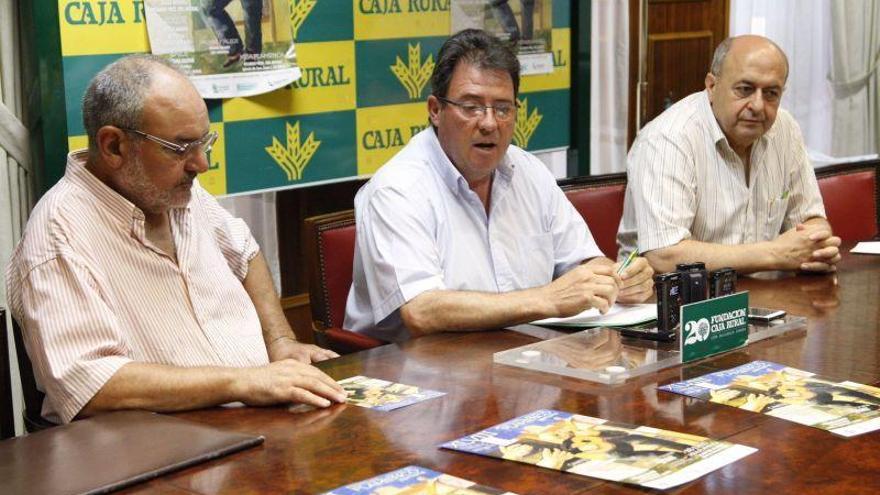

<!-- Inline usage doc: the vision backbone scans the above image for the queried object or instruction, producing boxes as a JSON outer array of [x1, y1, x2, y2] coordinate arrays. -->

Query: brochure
[[321, 465, 517, 494], [339, 376, 445, 412], [659, 360, 880, 437], [441, 409, 756, 490]]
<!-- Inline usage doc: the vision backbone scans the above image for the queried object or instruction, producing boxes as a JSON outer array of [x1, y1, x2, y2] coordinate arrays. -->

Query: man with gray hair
[[6, 54, 345, 424], [618, 35, 841, 274], [345, 30, 655, 343]]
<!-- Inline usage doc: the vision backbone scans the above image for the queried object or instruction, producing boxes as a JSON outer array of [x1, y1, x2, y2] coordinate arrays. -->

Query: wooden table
[[133, 250, 880, 494]]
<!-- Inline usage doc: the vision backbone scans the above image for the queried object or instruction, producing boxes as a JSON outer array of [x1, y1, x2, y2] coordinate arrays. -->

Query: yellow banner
[[59, 0, 150, 56], [356, 101, 428, 174], [354, 0, 450, 40], [520, 28, 570, 93], [68, 134, 88, 152], [222, 40, 357, 122]]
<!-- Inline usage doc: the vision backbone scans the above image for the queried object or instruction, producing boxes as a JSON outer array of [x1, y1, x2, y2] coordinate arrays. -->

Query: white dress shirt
[[618, 91, 826, 259], [344, 129, 603, 342]]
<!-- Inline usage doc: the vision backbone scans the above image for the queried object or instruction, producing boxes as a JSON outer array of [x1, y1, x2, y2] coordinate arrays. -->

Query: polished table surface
[[131, 249, 880, 494]]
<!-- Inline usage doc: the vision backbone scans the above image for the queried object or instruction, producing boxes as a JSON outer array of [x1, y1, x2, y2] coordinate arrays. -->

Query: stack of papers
[[531, 304, 657, 327], [851, 242, 880, 255]]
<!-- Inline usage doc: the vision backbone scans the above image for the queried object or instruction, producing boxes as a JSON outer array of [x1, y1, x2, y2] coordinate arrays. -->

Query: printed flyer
[[144, 0, 301, 97], [450, 0, 554, 74], [322, 465, 517, 494], [441, 409, 756, 490], [339, 376, 445, 412], [660, 360, 880, 437]]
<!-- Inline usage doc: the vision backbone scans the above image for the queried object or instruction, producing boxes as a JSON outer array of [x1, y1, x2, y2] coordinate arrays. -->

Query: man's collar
[[425, 128, 513, 197]]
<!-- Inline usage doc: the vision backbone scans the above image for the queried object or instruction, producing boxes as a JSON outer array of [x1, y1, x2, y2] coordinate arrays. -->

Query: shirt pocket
[[515, 232, 555, 287], [765, 195, 790, 240]]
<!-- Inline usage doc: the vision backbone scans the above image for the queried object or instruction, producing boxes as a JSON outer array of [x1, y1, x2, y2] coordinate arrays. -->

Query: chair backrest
[[1, 309, 14, 439], [303, 210, 357, 330], [11, 317, 55, 432], [558, 173, 628, 259], [815, 160, 880, 242], [303, 210, 384, 353]]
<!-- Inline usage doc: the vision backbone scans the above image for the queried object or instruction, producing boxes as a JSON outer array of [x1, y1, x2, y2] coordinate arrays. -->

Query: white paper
[[531, 304, 657, 327], [851, 242, 880, 255]]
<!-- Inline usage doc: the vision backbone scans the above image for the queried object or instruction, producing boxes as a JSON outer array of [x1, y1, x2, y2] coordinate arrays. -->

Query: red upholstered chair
[[558, 173, 628, 259], [303, 210, 385, 354], [815, 160, 880, 242]]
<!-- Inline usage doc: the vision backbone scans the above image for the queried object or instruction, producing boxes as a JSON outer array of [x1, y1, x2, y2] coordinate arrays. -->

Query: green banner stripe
[[224, 110, 357, 194]]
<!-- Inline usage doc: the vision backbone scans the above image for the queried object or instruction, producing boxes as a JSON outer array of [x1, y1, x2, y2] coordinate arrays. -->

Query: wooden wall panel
[[646, 31, 715, 123], [628, 0, 729, 144]]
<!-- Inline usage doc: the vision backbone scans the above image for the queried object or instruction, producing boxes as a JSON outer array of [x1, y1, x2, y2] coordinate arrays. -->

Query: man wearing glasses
[[618, 35, 841, 274], [6, 55, 346, 424], [344, 30, 655, 343]]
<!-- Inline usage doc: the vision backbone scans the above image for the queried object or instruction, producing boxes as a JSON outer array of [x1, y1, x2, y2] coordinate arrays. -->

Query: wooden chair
[[557, 173, 628, 259], [303, 210, 386, 354], [815, 159, 880, 241]]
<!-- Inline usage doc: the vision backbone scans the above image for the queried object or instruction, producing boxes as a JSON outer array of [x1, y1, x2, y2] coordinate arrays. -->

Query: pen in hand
[[617, 250, 639, 276]]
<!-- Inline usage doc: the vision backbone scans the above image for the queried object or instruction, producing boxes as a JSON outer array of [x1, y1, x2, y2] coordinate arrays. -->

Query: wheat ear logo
[[289, 0, 317, 39], [390, 43, 434, 100], [265, 122, 321, 181], [513, 97, 542, 148]]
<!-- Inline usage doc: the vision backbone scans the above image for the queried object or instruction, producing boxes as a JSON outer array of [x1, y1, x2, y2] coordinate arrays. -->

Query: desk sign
[[681, 292, 749, 363]]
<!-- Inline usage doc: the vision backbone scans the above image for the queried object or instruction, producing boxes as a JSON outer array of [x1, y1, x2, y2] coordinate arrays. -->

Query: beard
[[120, 152, 195, 214]]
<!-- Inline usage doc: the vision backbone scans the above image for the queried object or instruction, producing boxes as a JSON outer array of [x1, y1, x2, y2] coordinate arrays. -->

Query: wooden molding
[[280, 293, 310, 309]]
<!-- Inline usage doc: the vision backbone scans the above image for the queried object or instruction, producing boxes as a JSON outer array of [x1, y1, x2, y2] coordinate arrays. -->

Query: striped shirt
[[5, 151, 268, 423], [618, 91, 826, 259]]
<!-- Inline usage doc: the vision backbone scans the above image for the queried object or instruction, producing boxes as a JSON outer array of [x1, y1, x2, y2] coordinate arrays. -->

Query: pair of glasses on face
[[732, 84, 783, 104], [122, 128, 219, 158], [437, 96, 518, 122]]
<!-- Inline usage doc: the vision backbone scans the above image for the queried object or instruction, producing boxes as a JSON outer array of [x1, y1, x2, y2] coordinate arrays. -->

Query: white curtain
[[1, 0, 30, 436], [217, 192, 281, 292], [730, 0, 835, 158], [589, 0, 629, 175], [829, 0, 880, 157]]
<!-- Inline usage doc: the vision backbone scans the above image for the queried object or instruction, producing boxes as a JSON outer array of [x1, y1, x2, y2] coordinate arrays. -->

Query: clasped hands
[[546, 257, 654, 317], [776, 223, 841, 273]]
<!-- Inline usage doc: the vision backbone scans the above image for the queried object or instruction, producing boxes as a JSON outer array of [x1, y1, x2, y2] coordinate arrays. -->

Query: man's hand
[[267, 337, 339, 364], [235, 359, 347, 408], [613, 256, 654, 303], [771, 224, 838, 272], [797, 224, 841, 273], [543, 264, 619, 316]]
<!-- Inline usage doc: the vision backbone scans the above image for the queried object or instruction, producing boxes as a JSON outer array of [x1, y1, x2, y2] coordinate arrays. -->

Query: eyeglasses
[[437, 96, 518, 122], [122, 128, 219, 157]]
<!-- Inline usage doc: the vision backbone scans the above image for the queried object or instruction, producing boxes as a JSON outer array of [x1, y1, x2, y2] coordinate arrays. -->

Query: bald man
[[618, 35, 841, 274], [6, 55, 346, 424]]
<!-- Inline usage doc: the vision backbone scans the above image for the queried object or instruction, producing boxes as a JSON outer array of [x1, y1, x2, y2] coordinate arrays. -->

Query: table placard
[[681, 292, 749, 363]]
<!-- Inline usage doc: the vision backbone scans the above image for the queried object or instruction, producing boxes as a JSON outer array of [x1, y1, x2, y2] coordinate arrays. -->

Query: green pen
[[617, 249, 639, 275]]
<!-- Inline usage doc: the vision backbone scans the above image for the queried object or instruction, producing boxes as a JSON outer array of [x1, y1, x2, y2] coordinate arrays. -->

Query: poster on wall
[[451, 0, 554, 74], [56, 1, 571, 197], [144, 0, 301, 98]]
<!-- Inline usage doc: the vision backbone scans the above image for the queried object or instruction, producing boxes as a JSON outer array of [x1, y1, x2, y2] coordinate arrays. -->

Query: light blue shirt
[[344, 129, 603, 342]]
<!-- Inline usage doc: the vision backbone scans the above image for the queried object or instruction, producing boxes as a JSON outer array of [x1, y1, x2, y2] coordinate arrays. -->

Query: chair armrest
[[324, 328, 386, 354]]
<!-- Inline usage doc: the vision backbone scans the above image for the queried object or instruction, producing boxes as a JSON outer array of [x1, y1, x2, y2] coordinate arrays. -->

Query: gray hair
[[710, 36, 789, 81], [82, 54, 182, 154]]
